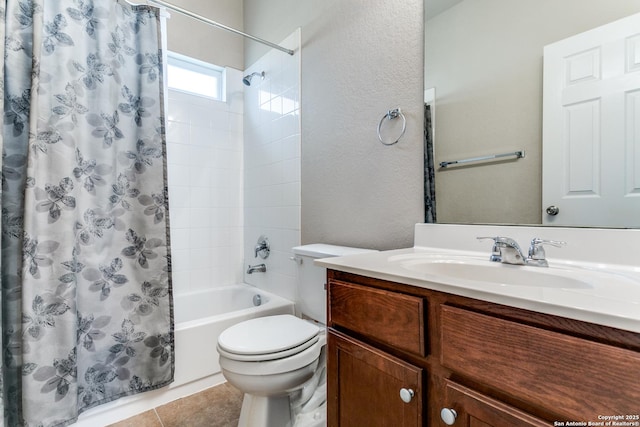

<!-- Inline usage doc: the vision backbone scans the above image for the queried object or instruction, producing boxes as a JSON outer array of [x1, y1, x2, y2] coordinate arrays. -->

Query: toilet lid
[[217, 314, 320, 356]]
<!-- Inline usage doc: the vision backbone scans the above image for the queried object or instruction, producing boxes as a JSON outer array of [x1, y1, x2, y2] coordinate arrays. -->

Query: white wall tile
[[167, 141, 190, 166], [169, 206, 190, 229], [189, 208, 211, 228], [282, 157, 300, 184], [243, 30, 301, 298], [171, 248, 190, 273], [189, 187, 211, 208], [229, 113, 243, 133], [170, 228, 190, 250], [190, 105, 213, 129], [188, 145, 211, 167], [188, 167, 212, 187], [168, 186, 189, 208], [167, 39, 300, 300], [281, 182, 301, 206], [211, 110, 230, 131], [190, 268, 213, 291], [190, 125, 213, 147], [166, 97, 191, 123], [167, 164, 190, 187], [167, 85, 244, 297], [166, 121, 190, 145], [189, 247, 212, 270]]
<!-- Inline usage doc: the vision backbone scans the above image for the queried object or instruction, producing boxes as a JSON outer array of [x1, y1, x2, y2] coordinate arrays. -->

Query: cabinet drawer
[[328, 280, 426, 356], [441, 305, 640, 421]]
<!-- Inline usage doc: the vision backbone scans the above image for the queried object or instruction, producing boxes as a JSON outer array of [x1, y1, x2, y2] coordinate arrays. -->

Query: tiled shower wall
[[165, 29, 300, 301], [244, 29, 302, 302], [167, 68, 245, 296]]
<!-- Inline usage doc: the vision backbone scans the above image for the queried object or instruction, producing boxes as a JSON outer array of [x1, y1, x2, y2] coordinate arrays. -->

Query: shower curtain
[[0, 1, 173, 425], [424, 104, 436, 223]]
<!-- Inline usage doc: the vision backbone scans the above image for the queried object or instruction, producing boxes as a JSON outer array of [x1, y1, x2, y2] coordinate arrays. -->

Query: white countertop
[[316, 224, 640, 334]]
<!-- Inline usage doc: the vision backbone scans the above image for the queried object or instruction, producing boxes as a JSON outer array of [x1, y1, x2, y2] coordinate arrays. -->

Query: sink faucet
[[247, 263, 266, 274], [477, 236, 526, 265], [478, 236, 565, 267]]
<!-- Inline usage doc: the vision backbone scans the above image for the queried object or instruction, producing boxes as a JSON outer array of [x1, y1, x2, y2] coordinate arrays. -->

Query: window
[[167, 52, 224, 100]]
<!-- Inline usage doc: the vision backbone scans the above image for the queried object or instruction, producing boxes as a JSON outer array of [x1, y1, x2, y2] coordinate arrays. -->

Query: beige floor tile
[[106, 409, 163, 427], [156, 383, 244, 427]]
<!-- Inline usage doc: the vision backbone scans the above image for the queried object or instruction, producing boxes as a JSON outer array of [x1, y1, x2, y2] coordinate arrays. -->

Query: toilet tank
[[292, 244, 377, 324]]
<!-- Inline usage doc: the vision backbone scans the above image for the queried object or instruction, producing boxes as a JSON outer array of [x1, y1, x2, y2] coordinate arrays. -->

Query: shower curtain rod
[[147, 0, 295, 56]]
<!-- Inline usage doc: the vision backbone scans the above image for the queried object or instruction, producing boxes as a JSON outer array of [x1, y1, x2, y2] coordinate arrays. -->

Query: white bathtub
[[77, 284, 294, 426], [173, 284, 295, 385]]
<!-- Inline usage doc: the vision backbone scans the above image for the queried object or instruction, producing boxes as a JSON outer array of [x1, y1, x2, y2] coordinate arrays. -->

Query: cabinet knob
[[399, 388, 415, 403], [440, 408, 458, 425]]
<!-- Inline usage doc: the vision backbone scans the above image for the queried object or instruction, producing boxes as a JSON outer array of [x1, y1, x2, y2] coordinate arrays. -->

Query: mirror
[[424, 0, 640, 227]]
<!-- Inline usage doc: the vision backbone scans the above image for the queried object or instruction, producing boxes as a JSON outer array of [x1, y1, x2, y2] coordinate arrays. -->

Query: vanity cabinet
[[326, 270, 640, 427], [327, 331, 422, 426]]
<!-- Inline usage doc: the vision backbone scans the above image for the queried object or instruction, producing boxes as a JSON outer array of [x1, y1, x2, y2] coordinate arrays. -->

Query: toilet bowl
[[218, 314, 326, 427], [218, 314, 324, 395], [217, 244, 377, 427]]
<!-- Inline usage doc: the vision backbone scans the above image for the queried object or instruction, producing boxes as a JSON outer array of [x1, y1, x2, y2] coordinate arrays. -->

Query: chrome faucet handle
[[254, 235, 270, 259], [477, 236, 521, 246], [528, 238, 566, 260]]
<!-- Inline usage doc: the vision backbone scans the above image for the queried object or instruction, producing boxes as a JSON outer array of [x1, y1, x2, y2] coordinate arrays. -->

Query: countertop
[[315, 224, 640, 334]]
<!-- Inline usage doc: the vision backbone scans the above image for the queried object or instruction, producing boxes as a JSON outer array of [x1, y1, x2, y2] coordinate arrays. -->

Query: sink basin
[[402, 259, 592, 289], [390, 254, 593, 289]]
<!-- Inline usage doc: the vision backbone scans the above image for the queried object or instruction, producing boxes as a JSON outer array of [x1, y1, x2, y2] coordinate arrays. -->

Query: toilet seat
[[218, 335, 319, 362], [219, 339, 323, 376], [217, 314, 321, 362]]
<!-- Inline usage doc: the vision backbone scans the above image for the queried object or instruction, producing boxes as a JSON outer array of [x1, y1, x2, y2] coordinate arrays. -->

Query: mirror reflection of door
[[543, 12, 640, 227]]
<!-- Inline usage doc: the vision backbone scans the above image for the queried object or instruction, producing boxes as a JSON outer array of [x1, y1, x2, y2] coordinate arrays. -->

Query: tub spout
[[247, 263, 266, 274]]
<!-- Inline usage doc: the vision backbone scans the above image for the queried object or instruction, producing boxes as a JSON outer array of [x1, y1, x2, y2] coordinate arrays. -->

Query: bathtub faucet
[[254, 235, 270, 259], [247, 263, 267, 274]]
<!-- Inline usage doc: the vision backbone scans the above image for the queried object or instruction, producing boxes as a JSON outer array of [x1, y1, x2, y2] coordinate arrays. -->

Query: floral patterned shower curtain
[[0, 1, 173, 425], [424, 104, 436, 223]]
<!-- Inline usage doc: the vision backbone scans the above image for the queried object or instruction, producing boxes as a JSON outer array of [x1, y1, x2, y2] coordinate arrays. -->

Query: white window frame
[[167, 51, 225, 101]]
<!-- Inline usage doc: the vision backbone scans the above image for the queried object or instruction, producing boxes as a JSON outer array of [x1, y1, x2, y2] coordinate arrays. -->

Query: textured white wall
[[244, 0, 425, 250], [426, 0, 640, 225], [165, 0, 244, 69]]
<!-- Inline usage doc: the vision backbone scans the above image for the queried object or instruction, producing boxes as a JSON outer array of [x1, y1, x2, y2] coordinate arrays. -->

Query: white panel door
[[543, 13, 640, 227]]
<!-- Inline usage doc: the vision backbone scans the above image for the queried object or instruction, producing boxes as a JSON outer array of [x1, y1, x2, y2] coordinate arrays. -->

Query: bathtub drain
[[253, 294, 262, 307]]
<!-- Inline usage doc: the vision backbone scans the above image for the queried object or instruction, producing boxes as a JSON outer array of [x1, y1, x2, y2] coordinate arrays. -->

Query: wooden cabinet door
[[327, 330, 423, 427], [441, 380, 548, 427]]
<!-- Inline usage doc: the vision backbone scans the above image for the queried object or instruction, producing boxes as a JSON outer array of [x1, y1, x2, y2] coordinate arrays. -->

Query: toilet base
[[238, 393, 292, 427]]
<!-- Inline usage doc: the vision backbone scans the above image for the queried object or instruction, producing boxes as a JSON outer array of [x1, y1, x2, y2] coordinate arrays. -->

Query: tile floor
[[107, 382, 243, 427]]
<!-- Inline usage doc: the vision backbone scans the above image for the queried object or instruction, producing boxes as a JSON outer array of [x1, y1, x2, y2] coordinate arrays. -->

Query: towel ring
[[377, 108, 406, 146]]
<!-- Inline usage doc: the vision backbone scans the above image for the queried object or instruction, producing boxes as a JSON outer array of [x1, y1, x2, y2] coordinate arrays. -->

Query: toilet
[[217, 244, 376, 427]]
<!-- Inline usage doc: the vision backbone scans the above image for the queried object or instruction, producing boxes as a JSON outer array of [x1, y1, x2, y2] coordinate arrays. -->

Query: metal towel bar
[[439, 150, 525, 168]]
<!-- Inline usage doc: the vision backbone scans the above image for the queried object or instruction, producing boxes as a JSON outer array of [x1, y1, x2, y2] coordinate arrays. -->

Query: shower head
[[242, 71, 265, 86]]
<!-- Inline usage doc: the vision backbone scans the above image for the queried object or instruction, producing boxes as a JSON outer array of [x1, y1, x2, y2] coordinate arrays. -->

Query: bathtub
[[76, 284, 294, 426], [173, 284, 295, 385]]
